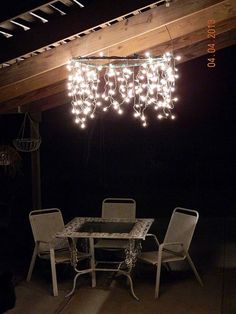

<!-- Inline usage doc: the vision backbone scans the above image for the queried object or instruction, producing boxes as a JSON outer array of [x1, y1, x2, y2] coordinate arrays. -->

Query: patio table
[[56, 217, 154, 300]]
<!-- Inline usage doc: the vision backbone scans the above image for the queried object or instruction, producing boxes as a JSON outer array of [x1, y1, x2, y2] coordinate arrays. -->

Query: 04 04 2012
[[207, 19, 216, 68]]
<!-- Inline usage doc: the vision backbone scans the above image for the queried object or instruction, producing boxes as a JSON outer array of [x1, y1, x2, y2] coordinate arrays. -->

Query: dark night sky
[[0, 42, 236, 222]]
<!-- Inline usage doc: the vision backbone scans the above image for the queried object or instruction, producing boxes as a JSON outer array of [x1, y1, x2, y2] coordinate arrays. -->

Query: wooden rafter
[[0, 0, 164, 64], [0, 0, 235, 112]]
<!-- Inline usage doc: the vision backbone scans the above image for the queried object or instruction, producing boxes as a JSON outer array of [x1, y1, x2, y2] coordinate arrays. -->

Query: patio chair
[[138, 207, 203, 298], [26, 208, 90, 296], [94, 198, 136, 251]]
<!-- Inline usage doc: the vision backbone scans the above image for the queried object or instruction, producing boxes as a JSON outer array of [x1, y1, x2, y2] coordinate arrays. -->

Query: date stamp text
[[207, 19, 216, 68]]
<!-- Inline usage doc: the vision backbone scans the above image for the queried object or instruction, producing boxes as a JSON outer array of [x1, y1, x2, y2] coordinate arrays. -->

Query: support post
[[30, 112, 42, 210]]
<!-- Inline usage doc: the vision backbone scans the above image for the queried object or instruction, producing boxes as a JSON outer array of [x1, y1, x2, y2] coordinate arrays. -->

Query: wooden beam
[[1, 15, 236, 112], [0, 91, 69, 113], [30, 111, 42, 210], [0, 0, 235, 104], [0, 0, 164, 64], [2, 28, 235, 114], [36, 31, 236, 112], [27, 91, 69, 112], [0, 0, 230, 85], [151, 27, 236, 63], [0, 81, 66, 112], [33, 27, 236, 112], [0, 0, 55, 23]]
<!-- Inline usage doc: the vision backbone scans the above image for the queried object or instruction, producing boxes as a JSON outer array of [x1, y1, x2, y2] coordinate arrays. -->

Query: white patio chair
[[26, 208, 90, 296], [138, 207, 203, 298], [94, 198, 136, 250]]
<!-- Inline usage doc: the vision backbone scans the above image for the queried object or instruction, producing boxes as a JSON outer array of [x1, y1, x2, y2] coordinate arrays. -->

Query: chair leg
[[155, 263, 162, 298], [50, 248, 58, 296], [186, 252, 203, 286], [155, 246, 164, 299], [26, 244, 38, 282]]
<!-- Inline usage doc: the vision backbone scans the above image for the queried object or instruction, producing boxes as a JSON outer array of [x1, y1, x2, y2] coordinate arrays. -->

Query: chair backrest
[[163, 207, 199, 252], [102, 198, 136, 219], [29, 208, 67, 253]]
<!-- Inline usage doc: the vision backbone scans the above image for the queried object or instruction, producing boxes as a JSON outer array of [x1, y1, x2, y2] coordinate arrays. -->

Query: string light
[[67, 52, 180, 129]]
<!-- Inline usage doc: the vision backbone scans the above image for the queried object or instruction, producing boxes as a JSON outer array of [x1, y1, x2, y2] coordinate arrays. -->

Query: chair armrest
[[146, 234, 160, 247]]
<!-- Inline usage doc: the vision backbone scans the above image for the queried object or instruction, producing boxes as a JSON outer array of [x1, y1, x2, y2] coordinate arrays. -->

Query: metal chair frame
[[95, 198, 136, 251], [26, 208, 89, 296], [138, 207, 203, 298]]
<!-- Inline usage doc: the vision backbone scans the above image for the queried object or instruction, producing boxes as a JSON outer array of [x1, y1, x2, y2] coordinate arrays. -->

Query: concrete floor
[[5, 217, 236, 314]]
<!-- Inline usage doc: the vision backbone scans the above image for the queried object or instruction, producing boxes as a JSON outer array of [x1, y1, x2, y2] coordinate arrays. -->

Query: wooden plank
[[1, 16, 235, 112], [0, 0, 235, 104], [0, 81, 66, 112], [29, 32, 236, 112], [30, 112, 42, 210], [0, 0, 63, 23], [144, 17, 236, 57], [175, 28, 236, 63], [1, 29, 235, 114], [40, 29, 236, 112], [0, 0, 230, 85], [27, 91, 70, 112], [0, 0, 164, 64]]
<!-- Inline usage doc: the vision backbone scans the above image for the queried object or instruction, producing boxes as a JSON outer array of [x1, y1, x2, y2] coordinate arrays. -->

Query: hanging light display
[[67, 52, 180, 129]]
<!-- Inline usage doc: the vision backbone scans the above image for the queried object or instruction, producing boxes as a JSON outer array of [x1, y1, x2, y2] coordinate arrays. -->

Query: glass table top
[[77, 221, 135, 233]]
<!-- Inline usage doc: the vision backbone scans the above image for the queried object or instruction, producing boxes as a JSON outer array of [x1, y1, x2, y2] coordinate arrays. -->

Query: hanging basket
[[13, 138, 41, 153], [13, 113, 41, 153]]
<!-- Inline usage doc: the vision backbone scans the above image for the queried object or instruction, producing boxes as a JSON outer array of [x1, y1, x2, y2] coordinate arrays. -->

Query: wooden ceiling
[[0, 0, 235, 114]]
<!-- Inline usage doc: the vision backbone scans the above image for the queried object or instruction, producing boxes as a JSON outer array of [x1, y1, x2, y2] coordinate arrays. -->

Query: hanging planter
[[13, 113, 41, 153]]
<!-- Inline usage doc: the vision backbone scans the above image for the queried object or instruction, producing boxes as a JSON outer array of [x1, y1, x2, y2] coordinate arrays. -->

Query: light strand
[[67, 52, 180, 129]]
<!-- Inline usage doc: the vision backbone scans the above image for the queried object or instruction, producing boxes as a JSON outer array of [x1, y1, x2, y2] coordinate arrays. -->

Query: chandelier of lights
[[67, 52, 180, 129]]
